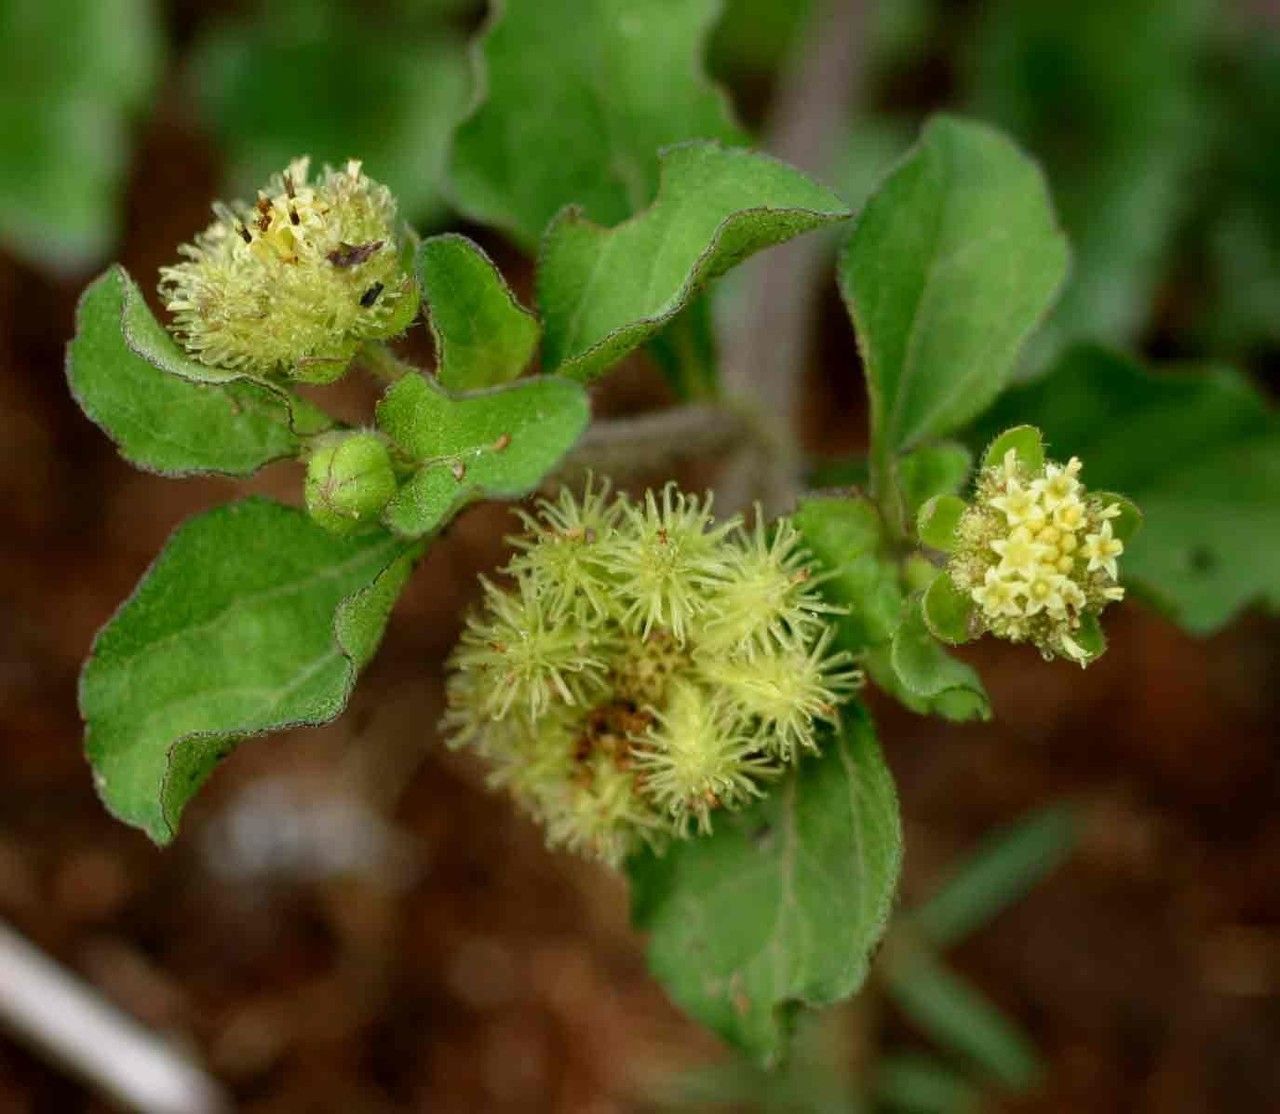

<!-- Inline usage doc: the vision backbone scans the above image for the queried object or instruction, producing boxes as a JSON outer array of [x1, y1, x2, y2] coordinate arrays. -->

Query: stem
[[358, 341, 420, 383], [559, 402, 758, 479], [872, 438, 908, 544], [718, 0, 869, 514]]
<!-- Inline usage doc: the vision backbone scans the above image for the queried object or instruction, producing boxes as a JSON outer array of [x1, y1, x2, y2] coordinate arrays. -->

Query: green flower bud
[[159, 157, 417, 380], [304, 432, 397, 535], [444, 479, 861, 866]]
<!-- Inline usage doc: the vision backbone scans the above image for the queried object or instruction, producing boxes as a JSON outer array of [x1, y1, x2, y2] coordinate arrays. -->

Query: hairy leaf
[[917, 494, 967, 553], [417, 234, 540, 391], [0, 0, 159, 270], [840, 116, 1067, 461], [628, 705, 901, 1065], [377, 373, 589, 537], [67, 267, 328, 476], [451, 0, 743, 248], [792, 497, 902, 655], [977, 345, 1280, 633], [899, 442, 972, 521], [81, 499, 417, 843], [982, 424, 1044, 474], [540, 142, 849, 381], [890, 596, 989, 719], [920, 576, 975, 645]]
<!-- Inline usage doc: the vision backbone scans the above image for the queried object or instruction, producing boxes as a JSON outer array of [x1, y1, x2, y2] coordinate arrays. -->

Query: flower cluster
[[159, 157, 413, 380], [444, 481, 858, 866], [948, 447, 1127, 664]]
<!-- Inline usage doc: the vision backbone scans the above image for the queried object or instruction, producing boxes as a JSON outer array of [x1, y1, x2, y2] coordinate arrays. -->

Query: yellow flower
[[1052, 499, 1085, 532], [1082, 520, 1124, 579], [990, 526, 1047, 574], [1033, 457, 1082, 509], [971, 567, 1021, 618], [990, 482, 1040, 526]]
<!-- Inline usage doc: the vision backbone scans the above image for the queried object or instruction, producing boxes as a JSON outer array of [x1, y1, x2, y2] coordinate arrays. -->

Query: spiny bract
[[444, 480, 859, 866], [159, 157, 414, 380], [949, 448, 1127, 664]]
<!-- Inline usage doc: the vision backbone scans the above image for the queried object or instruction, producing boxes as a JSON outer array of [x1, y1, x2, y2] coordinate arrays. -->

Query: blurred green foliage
[[0, 0, 160, 270], [189, 0, 469, 227], [965, 0, 1212, 373]]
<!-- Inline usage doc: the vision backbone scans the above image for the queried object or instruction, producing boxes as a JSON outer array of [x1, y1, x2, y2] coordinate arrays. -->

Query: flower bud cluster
[[159, 158, 412, 380], [444, 481, 858, 866], [949, 448, 1126, 663]]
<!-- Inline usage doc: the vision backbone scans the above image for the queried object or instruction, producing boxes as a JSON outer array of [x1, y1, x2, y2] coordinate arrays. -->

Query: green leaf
[[0, 0, 160, 270], [81, 498, 417, 843], [1069, 612, 1106, 666], [793, 497, 904, 655], [913, 805, 1076, 949], [190, 7, 469, 225], [450, 0, 744, 249], [888, 597, 990, 721], [377, 372, 590, 537], [920, 576, 975, 645], [417, 234, 540, 391], [899, 442, 973, 520], [981, 425, 1044, 474], [976, 345, 1280, 633], [67, 267, 329, 477], [540, 142, 849, 382], [885, 948, 1040, 1090], [917, 495, 967, 554], [839, 116, 1067, 463], [628, 704, 901, 1066]]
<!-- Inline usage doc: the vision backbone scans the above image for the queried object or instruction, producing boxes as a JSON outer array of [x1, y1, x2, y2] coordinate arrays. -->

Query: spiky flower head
[[159, 157, 416, 381], [921, 426, 1140, 667], [444, 481, 860, 866]]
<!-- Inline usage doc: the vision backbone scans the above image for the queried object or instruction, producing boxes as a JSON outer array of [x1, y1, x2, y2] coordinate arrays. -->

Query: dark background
[[2, 0, 1278, 1109]]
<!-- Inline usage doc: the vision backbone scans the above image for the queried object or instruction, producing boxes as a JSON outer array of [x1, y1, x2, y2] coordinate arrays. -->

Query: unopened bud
[[304, 432, 396, 534]]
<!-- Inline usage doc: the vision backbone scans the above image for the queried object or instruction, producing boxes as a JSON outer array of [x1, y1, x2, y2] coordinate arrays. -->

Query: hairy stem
[[358, 341, 419, 383]]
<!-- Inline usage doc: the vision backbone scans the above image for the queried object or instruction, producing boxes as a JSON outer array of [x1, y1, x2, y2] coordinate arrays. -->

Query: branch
[[558, 402, 758, 479]]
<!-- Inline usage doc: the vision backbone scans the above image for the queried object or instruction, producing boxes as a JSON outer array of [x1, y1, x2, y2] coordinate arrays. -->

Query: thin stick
[[0, 920, 228, 1113]]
